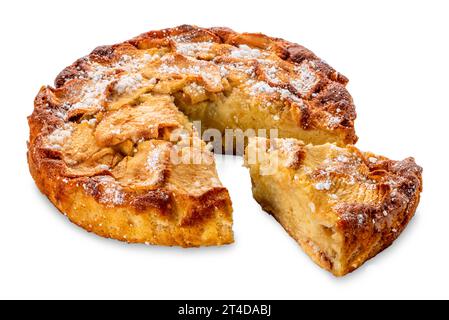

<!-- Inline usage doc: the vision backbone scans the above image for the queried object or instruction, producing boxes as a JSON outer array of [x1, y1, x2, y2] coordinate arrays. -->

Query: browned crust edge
[[332, 156, 423, 276]]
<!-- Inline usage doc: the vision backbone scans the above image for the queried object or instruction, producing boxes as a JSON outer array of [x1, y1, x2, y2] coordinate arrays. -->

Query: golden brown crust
[[29, 25, 358, 247], [333, 156, 422, 275], [244, 138, 423, 276]]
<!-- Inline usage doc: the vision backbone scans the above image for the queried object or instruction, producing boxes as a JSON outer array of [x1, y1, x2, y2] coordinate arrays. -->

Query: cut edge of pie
[[244, 137, 423, 276]]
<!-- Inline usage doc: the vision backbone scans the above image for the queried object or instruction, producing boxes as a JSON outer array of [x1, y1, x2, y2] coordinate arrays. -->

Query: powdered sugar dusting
[[146, 147, 165, 171], [219, 62, 256, 77], [291, 63, 318, 96], [274, 138, 299, 153], [65, 52, 159, 113], [328, 116, 342, 128], [115, 73, 144, 94], [248, 80, 302, 103], [101, 185, 124, 206], [81, 118, 97, 127], [97, 164, 110, 171], [230, 45, 262, 59], [71, 79, 109, 111], [357, 213, 366, 225], [186, 82, 206, 95], [115, 74, 156, 95], [264, 66, 280, 83], [85, 176, 125, 206], [46, 124, 73, 148], [176, 41, 213, 57], [315, 180, 332, 191], [336, 155, 349, 163], [249, 81, 277, 95]]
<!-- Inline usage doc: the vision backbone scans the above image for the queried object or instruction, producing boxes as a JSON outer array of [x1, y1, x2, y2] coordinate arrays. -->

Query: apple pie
[[244, 137, 423, 276], [28, 25, 357, 247]]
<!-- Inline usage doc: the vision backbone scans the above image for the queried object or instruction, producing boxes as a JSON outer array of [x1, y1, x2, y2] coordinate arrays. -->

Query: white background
[[1, 0, 448, 300]]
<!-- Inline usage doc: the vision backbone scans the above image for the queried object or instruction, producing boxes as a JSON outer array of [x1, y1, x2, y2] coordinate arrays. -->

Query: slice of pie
[[28, 25, 357, 247], [244, 137, 422, 276]]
